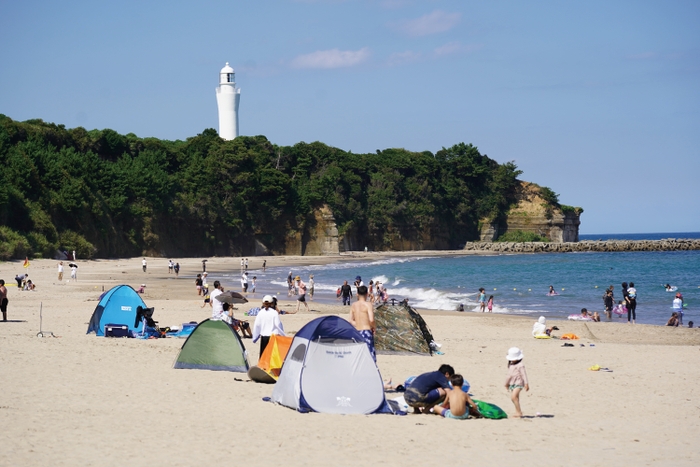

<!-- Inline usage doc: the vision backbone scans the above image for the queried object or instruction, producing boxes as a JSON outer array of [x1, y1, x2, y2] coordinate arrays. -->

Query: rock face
[[463, 239, 700, 253], [481, 181, 581, 243], [257, 204, 340, 256]]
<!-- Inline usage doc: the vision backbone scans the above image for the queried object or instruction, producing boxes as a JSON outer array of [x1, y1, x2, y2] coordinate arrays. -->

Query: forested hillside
[[0, 115, 534, 259]]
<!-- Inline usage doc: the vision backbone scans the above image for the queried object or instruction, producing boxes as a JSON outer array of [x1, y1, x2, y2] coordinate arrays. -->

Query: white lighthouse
[[215, 62, 241, 140]]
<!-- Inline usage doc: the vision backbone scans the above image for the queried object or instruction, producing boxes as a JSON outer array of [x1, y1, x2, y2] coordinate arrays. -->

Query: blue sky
[[1, 0, 698, 234]]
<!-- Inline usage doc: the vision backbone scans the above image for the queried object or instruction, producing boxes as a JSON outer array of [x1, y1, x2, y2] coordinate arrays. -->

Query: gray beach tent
[[173, 319, 249, 372], [271, 316, 394, 415]]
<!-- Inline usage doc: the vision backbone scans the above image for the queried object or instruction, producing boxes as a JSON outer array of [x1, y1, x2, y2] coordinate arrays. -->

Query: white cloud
[[434, 41, 462, 56], [387, 50, 421, 66], [394, 10, 461, 37], [291, 47, 370, 69]]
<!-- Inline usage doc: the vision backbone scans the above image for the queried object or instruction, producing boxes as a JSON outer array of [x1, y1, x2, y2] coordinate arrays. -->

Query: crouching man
[[404, 364, 455, 414]]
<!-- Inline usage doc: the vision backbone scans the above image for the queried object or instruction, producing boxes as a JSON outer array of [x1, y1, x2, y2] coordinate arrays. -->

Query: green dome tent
[[173, 319, 249, 372]]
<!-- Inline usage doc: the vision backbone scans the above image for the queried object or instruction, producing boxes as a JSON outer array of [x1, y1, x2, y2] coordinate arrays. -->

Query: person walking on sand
[[340, 280, 353, 305], [244, 258, 248, 271], [505, 347, 529, 418], [478, 288, 486, 312], [70, 264, 77, 281], [295, 278, 310, 313], [168, 260, 174, 274], [349, 285, 376, 362], [57, 262, 64, 281], [0, 280, 8, 321], [174, 262, 180, 277], [308, 275, 315, 301], [252, 295, 286, 355], [240, 258, 244, 273], [142, 258, 147, 273]]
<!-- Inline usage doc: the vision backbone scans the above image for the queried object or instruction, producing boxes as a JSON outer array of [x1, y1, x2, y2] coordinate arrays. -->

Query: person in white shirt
[[57, 262, 64, 281], [142, 258, 147, 273], [210, 281, 225, 321], [241, 272, 249, 292], [252, 295, 285, 355], [673, 296, 684, 325]]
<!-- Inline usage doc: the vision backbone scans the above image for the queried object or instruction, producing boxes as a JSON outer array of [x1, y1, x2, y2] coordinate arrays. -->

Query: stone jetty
[[462, 238, 700, 253]]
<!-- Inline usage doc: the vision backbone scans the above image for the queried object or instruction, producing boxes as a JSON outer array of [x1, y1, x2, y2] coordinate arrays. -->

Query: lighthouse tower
[[215, 62, 241, 140]]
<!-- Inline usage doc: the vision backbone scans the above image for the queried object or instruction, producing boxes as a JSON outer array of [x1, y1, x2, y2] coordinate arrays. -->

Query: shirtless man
[[349, 285, 376, 362], [0, 280, 8, 321], [433, 374, 482, 420]]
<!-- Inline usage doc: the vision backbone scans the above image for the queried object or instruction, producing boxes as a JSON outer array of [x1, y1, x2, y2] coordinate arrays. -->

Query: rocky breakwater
[[463, 238, 700, 253]]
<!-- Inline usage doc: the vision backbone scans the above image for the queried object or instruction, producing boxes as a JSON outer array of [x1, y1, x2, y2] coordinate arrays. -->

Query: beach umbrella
[[214, 291, 248, 304], [69, 263, 78, 268]]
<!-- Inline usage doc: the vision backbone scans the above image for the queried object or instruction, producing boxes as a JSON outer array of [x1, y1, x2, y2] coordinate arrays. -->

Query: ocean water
[[224, 233, 700, 327]]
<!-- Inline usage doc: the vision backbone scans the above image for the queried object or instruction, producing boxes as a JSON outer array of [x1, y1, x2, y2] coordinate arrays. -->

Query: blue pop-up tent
[[87, 285, 147, 336], [271, 316, 398, 415]]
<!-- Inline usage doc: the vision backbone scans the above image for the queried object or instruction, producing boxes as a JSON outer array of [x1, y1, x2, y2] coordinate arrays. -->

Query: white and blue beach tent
[[271, 316, 397, 415], [87, 285, 146, 336]]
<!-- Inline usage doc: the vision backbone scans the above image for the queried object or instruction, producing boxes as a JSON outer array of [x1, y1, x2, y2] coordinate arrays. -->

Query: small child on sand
[[434, 374, 482, 419], [505, 347, 529, 418], [487, 295, 494, 313]]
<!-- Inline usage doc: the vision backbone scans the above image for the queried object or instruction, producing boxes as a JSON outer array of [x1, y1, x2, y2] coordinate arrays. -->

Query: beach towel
[[560, 333, 579, 340], [473, 400, 508, 419]]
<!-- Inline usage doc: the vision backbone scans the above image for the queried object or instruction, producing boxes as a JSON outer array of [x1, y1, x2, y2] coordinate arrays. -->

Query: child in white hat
[[505, 347, 529, 418]]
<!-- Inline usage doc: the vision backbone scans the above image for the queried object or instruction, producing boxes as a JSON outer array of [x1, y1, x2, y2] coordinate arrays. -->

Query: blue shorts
[[358, 329, 376, 363]]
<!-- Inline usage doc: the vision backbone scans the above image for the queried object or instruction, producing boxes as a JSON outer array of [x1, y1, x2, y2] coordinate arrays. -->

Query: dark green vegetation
[[1, 115, 540, 259], [495, 230, 550, 243]]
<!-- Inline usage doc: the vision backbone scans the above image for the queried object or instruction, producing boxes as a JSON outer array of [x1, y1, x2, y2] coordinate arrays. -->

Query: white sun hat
[[506, 347, 524, 361]]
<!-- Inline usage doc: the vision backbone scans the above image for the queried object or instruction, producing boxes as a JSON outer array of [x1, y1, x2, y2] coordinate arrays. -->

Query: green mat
[[473, 399, 508, 419]]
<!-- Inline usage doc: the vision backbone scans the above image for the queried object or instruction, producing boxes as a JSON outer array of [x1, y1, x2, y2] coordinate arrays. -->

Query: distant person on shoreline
[[625, 282, 637, 324], [142, 258, 147, 273], [0, 280, 8, 321], [603, 290, 614, 320], [174, 262, 180, 277], [487, 295, 494, 313], [308, 275, 314, 301], [168, 260, 173, 274], [340, 280, 352, 305], [202, 259, 207, 273], [195, 274, 203, 295], [478, 288, 486, 312], [295, 278, 309, 313], [250, 276, 257, 293], [673, 294, 684, 325], [262, 260, 266, 272], [666, 312, 679, 327], [70, 264, 77, 281]]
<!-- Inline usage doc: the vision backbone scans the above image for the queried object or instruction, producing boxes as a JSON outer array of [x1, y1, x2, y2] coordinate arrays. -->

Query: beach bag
[[473, 400, 508, 419]]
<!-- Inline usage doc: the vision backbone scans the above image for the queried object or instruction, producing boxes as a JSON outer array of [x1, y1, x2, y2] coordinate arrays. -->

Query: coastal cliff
[[0, 115, 573, 259], [480, 181, 582, 243]]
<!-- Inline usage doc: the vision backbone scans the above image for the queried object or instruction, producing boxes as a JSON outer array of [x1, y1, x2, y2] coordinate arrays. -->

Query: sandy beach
[[1, 256, 699, 467]]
